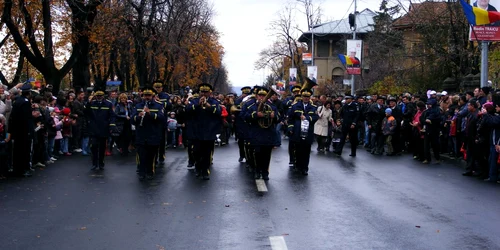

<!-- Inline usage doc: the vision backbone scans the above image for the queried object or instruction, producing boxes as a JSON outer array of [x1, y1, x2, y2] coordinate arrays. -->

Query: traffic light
[[348, 13, 356, 30]]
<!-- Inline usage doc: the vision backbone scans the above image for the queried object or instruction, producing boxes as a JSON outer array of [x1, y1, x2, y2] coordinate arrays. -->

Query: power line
[[308, 0, 355, 38]]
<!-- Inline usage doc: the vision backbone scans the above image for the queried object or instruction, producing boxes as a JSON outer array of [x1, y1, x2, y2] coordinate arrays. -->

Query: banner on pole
[[467, 0, 500, 41], [289, 68, 297, 85], [307, 66, 317, 83], [346, 40, 362, 75], [302, 53, 312, 64]]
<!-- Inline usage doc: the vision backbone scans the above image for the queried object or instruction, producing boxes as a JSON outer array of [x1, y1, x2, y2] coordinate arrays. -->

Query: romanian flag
[[460, 0, 500, 26], [338, 54, 360, 66], [338, 54, 354, 66]]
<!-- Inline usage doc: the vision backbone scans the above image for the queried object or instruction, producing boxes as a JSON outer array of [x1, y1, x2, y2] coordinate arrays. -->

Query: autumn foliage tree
[[1, 0, 228, 94]]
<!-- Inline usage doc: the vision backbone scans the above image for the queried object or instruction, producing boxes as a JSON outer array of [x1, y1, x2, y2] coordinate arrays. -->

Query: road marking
[[255, 179, 268, 192], [269, 236, 288, 250]]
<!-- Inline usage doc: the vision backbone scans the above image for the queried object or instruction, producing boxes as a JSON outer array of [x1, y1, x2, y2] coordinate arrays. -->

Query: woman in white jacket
[[314, 102, 333, 152]]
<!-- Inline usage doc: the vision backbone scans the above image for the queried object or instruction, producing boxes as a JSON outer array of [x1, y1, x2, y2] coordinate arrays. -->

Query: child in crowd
[[167, 112, 178, 148], [0, 114, 11, 179], [447, 108, 459, 158], [382, 108, 397, 156], [48, 107, 62, 161], [332, 119, 343, 150], [61, 108, 74, 156]]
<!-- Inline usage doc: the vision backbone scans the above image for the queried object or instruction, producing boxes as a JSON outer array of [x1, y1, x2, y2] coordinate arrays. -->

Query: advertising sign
[[302, 53, 312, 64], [468, 0, 500, 41], [307, 66, 317, 83], [289, 68, 297, 85], [346, 39, 362, 75]]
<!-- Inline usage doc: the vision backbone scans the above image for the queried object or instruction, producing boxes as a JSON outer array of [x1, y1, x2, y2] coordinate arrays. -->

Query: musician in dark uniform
[[285, 85, 301, 167], [85, 87, 116, 170], [245, 87, 279, 180], [185, 83, 221, 180], [153, 81, 171, 166], [287, 88, 318, 175], [334, 95, 360, 157], [233, 86, 251, 162], [132, 87, 165, 180], [240, 86, 259, 172], [184, 93, 198, 170], [9, 84, 35, 177]]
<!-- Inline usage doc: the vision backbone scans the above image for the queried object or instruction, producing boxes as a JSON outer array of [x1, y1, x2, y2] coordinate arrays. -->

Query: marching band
[[74, 81, 319, 182]]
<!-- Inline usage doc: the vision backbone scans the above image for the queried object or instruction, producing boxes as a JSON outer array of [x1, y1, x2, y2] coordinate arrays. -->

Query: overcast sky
[[211, 0, 385, 87]]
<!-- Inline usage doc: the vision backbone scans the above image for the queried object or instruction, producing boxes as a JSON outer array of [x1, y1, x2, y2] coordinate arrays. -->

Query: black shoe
[[138, 175, 145, 180], [462, 171, 473, 176], [91, 166, 98, 171], [202, 175, 210, 180], [262, 175, 269, 180], [288, 162, 294, 165], [302, 171, 308, 175], [187, 164, 195, 170], [349, 154, 356, 157], [254, 173, 261, 179], [386, 153, 395, 156], [238, 157, 244, 162], [146, 175, 154, 180]]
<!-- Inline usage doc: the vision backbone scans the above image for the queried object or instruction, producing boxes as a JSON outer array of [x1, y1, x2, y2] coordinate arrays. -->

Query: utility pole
[[351, 0, 357, 96], [481, 41, 488, 88], [311, 15, 315, 67]]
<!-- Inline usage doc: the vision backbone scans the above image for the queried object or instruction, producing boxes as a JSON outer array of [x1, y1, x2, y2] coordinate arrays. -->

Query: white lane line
[[255, 179, 268, 192], [269, 236, 288, 250]]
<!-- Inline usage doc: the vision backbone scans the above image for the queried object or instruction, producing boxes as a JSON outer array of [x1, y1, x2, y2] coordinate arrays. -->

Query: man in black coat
[[388, 97, 403, 154], [334, 95, 360, 157], [9, 84, 35, 177], [367, 96, 386, 154]]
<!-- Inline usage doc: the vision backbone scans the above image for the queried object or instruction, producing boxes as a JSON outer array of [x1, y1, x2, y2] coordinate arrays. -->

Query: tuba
[[257, 87, 280, 128]]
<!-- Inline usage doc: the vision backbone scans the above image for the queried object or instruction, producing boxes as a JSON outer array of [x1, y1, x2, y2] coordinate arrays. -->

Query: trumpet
[[140, 102, 148, 127]]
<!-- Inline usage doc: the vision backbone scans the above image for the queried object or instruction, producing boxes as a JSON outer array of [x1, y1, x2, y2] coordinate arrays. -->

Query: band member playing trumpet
[[185, 83, 221, 180], [245, 87, 279, 180], [233, 86, 252, 163], [285, 85, 302, 167], [239, 86, 260, 173], [153, 81, 171, 166], [132, 87, 165, 180], [287, 88, 318, 175]]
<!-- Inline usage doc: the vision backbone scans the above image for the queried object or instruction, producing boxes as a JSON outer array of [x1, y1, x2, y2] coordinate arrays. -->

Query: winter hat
[[385, 108, 392, 114], [62, 107, 71, 116]]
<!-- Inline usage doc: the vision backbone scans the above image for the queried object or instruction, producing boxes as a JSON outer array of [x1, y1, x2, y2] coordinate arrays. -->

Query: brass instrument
[[230, 97, 242, 113], [293, 77, 318, 103], [199, 96, 207, 107], [140, 102, 148, 127], [257, 87, 280, 129]]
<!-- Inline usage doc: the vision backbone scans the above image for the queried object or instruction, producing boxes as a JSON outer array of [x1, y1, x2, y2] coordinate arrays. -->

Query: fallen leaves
[[225, 205, 230, 207]]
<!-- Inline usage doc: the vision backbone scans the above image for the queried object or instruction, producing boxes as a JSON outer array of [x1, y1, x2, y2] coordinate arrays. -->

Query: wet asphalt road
[[1, 139, 500, 250]]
